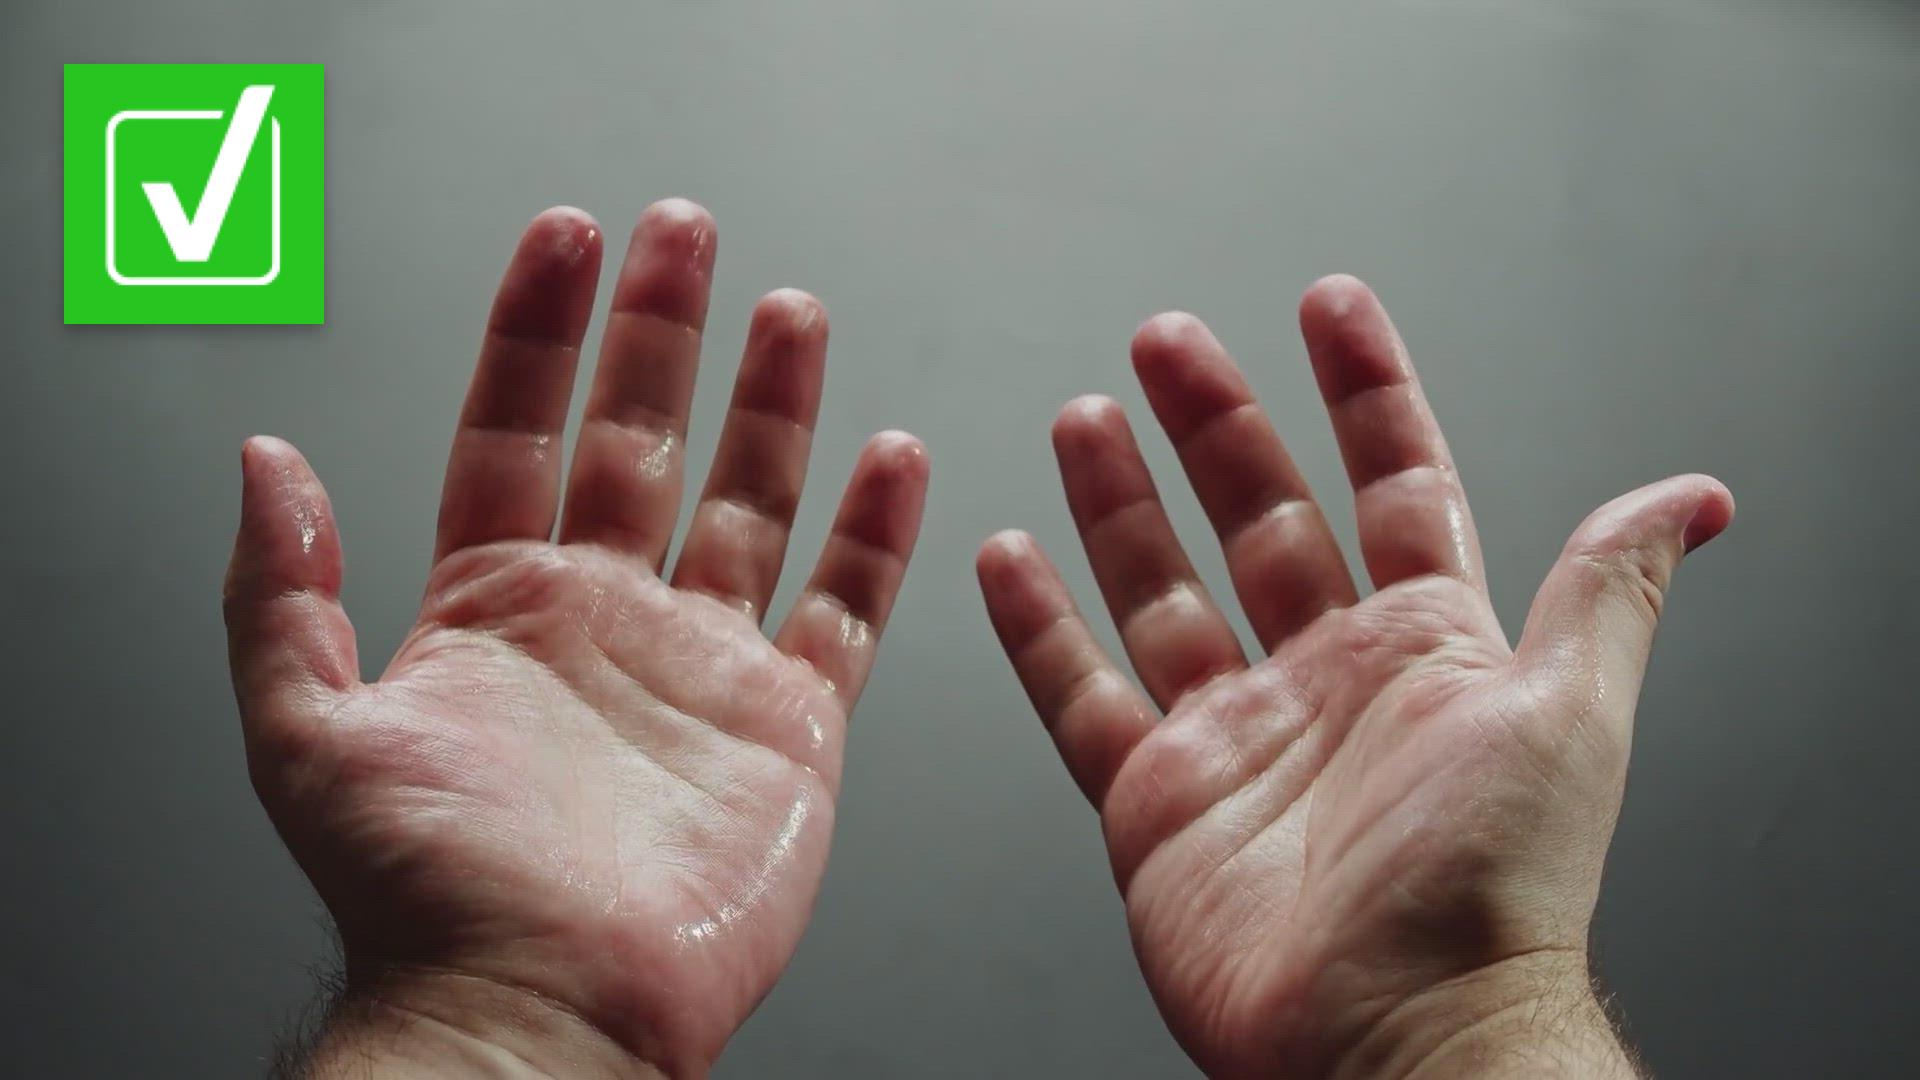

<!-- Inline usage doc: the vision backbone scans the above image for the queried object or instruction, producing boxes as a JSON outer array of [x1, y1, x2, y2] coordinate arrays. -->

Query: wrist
[[1330, 950, 1639, 1080], [295, 966, 669, 1080]]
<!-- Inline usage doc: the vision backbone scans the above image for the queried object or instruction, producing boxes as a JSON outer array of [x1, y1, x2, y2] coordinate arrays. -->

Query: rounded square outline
[[105, 110, 282, 286]]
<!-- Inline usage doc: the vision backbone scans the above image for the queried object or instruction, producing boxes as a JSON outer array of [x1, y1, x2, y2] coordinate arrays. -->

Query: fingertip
[[1297, 273, 1409, 402], [238, 434, 315, 495], [1131, 311, 1212, 370], [1057, 393, 1121, 423], [534, 203, 599, 227], [981, 526, 1036, 555], [1130, 312, 1231, 407], [241, 433, 295, 470], [1129, 310, 1258, 439], [826, 431, 931, 557], [976, 528, 1038, 579], [643, 196, 715, 231], [975, 530, 1075, 646], [1297, 273, 1381, 349], [864, 428, 930, 482], [230, 436, 341, 599], [1568, 474, 1735, 562], [1298, 273, 1374, 324], [750, 287, 829, 345], [1682, 475, 1736, 553], [612, 198, 718, 326], [490, 208, 604, 342], [225, 440, 357, 699], [525, 205, 604, 269], [1052, 395, 1156, 527], [635, 197, 718, 265], [728, 289, 831, 421], [1052, 394, 1126, 450]]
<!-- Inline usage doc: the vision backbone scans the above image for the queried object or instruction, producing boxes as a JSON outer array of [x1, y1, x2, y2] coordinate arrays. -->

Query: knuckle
[[1569, 548, 1667, 623]]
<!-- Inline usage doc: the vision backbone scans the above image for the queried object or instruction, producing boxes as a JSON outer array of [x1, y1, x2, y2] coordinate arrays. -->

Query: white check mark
[[142, 84, 274, 263]]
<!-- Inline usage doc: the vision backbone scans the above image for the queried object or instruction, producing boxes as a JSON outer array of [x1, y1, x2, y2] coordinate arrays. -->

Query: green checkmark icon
[[63, 63, 325, 325]]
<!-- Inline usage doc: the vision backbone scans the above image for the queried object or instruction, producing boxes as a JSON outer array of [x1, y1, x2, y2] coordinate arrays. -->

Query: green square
[[64, 63, 324, 325]]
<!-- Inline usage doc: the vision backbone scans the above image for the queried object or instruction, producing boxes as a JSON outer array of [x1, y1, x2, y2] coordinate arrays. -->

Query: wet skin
[[225, 203, 1732, 1078], [977, 282, 1731, 1078], [226, 201, 929, 1077]]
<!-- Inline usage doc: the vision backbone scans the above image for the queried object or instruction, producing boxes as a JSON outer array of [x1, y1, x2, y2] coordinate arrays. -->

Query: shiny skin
[[226, 201, 929, 1077], [978, 278, 1732, 1078]]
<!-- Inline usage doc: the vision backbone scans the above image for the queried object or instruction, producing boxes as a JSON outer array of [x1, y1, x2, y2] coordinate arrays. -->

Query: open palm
[[978, 277, 1731, 1077], [225, 202, 928, 1076]]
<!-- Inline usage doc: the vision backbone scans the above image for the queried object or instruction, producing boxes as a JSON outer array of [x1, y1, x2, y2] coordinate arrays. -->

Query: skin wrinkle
[[678, 581, 762, 623], [579, 628, 829, 792], [1176, 400, 1293, 504], [548, 556, 841, 777], [1136, 618, 1472, 914], [1025, 623, 1112, 720], [576, 636, 749, 820], [1335, 949, 1605, 1080], [1139, 702, 1323, 900], [1128, 576, 1474, 868], [479, 328, 589, 359], [721, 402, 814, 444], [446, 429, 559, 465], [1329, 383, 1436, 468], [971, 284, 1725, 1076], [816, 529, 910, 586], [229, 192, 1734, 1076], [671, 794, 817, 949], [575, 402, 683, 451], [1120, 579, 1212, 639], [1077, 489, 1165, 540], [230, 202, 936, 1078], [1222, 495, 1324, 555], [1118, 655, 1322, 877], [1353, 461, 1460, 502], [599, 308, 703, 362], [1306, 733, 1483, 912], [704, 493, 799, 544], [355, 962, 667, 1078]]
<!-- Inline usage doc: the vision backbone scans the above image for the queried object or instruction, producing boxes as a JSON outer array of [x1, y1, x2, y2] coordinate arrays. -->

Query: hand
[[977, 276, 1732, 1079], [225, 201, 930, 1078]]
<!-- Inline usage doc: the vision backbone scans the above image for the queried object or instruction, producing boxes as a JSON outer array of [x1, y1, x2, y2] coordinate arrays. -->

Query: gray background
[[3, 1, 1916, 1076]]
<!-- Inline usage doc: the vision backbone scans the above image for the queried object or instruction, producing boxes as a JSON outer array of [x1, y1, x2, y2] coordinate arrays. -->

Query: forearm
[[290, 969, 667, 1080], [1334, 951, 1640, 1080]]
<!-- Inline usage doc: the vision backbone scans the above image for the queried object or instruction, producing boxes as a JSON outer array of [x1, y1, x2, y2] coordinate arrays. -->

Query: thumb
[[1515, 474, 1734, 730], [224, 437, 359, 727]]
